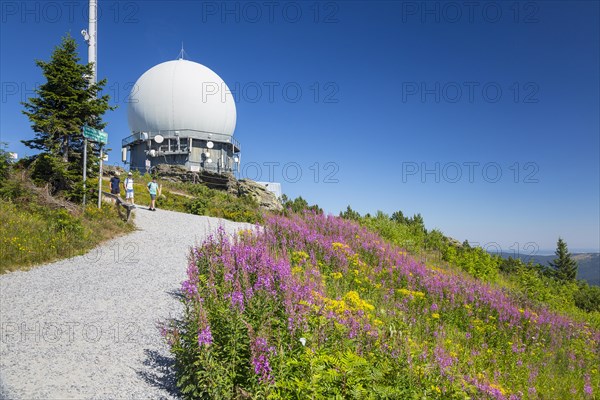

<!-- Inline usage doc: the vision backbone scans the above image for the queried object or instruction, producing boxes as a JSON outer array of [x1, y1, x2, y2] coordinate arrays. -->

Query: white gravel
[[0, 207, 251, 399]]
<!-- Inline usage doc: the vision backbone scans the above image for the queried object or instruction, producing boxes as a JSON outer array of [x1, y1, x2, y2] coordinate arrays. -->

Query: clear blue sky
[[1, 1, 598, 253]]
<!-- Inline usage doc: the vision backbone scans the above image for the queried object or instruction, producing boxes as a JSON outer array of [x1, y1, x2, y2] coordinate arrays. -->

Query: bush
[[0, 145, 11, 181], [442, 245, 499, 281], [574, 283, 600, 313], [164, 212, 600, 399], [183, 184, 262, 224]]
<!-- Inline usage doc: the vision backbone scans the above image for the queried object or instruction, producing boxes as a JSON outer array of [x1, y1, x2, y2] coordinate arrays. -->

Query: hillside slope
[[165, 211, 600, 399]]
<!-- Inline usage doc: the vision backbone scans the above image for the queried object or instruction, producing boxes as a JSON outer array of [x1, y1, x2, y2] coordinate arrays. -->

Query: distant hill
[[496, 252, 600, 286]]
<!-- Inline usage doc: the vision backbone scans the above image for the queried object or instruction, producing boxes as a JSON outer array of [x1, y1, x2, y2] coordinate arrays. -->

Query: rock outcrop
[[233, 179, 283, 212]]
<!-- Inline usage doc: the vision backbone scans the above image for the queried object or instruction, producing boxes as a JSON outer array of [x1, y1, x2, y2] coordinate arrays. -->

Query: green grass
[[108, 175, 263, 223], [0, 174, 134, 274]]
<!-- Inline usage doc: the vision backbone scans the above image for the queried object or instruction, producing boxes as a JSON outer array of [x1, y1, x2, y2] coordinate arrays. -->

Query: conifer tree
[[21, 34, 113, 194], [548, 238, 578, 282]]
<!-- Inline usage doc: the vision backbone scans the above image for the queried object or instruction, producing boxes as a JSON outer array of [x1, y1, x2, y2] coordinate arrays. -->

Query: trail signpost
[[83, 126, 108, 144], [82, 125, 108, 208]]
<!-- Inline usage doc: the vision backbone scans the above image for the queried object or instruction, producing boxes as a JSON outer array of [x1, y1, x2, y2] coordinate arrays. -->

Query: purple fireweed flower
[[181, 280, 198, 298], [229, 290, 244, 311], [583, 373, 592, 394], [198, 325, 213, 347], [434, 345, 455, 372], [251, 337, 275, 384], [175, 207, 600, 398]]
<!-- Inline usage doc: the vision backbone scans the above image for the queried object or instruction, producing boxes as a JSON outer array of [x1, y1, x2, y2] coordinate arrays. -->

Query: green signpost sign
[[81, 126, 108, 207], [82, 126, 108, 144]]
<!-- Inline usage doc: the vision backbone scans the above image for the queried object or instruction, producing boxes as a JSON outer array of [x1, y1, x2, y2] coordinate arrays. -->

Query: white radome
[[127, 59, 236, 136]]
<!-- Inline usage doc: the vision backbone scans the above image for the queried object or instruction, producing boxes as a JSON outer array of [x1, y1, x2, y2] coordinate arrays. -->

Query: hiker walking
[[123, 172, 135, 205], [147, 177, 161, 211], [109, 171, 121, 203]]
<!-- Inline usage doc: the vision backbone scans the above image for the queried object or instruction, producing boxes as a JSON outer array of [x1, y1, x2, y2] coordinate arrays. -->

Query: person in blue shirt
[[109, 172, 120, 197], [147, 177, 160, 211]]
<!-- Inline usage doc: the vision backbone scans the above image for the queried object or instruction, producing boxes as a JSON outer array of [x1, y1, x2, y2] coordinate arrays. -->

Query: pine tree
[[21, 34, 113, 194], [340, 205, 361, 221], [391, 211, 406, 224], [548, 238, 578, 281]]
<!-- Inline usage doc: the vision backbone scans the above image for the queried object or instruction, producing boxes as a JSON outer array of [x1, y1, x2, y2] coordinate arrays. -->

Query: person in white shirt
[[123, 172, 135, 205]]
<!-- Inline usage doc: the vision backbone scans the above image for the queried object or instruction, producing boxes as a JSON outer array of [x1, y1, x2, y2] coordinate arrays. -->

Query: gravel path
[[0, 207, 251, 399]]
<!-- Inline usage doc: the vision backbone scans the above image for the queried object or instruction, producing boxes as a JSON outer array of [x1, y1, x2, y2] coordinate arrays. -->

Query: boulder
[[231, 179, 283, 212]]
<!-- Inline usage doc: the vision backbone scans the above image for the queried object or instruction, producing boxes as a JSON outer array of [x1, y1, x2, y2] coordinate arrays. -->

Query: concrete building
[[122, 58, 240, 173]]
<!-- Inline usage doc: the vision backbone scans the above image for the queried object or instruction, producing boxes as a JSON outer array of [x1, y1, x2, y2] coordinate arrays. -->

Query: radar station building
[[122, 59, 240, 173]]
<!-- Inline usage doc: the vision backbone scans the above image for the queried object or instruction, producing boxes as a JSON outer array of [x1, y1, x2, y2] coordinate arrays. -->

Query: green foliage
[[339, 205, 361, 221], [0, 168, 133, 273], [28, 153, 75, 195], [21, 34, 114, 196], [548, 238, 578, 282], [499, 256, 525, 274], [574, 283, 600, 313], [339, 206, 598, 322], [183, 183, 263, 223], [281, 195, 322, 214], [0, 143, 12, 182], [361, 212, 418, 252], [340, 208, 445, 257], [271, 349, 413, 399], [442, 245, 499, 281], [0, 199, 133, 273]]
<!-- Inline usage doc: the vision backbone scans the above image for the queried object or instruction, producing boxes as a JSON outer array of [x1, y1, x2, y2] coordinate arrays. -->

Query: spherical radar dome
[[127, 59, 236, 136]]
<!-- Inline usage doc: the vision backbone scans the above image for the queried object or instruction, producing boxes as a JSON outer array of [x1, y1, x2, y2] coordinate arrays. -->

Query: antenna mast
[[81, 0, 99, 206], [178, 43, 188, 60], [88, 0, 97, 82]]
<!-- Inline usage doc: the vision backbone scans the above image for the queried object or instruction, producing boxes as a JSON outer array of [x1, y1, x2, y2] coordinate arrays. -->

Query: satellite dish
[[207, 141, 214, 149], [233, 157, 239, 163], [207, 158, 213, 163], [149, 149, 156, 157], [154, 135, 164, 144]]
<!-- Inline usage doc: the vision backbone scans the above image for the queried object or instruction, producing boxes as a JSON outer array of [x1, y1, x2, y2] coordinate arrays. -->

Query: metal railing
[[122, 130, 241, 152]]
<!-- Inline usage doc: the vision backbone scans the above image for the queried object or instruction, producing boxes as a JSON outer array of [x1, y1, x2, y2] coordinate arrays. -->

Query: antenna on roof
[[177, 42, 188, 60]]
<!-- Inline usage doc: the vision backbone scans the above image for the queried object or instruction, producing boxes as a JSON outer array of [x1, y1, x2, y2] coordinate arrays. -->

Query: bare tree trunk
[[62, 135, 69, 162]]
